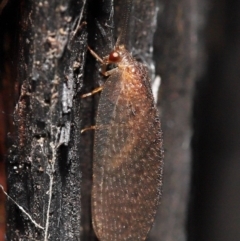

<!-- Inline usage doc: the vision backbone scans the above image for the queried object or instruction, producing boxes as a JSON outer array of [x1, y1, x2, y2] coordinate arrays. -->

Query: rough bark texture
[[6, 0, 88, 240]]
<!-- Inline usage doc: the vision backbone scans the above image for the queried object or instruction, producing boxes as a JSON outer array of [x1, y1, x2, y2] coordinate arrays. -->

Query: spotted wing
[[92, 69, 163, 241]]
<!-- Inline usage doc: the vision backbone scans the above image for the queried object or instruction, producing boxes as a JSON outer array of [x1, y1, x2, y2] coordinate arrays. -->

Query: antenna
[[115, 0, 133, 47]]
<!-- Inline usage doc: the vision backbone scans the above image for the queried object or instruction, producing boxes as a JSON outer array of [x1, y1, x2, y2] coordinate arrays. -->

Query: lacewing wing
[[91, 45, 164, 241]]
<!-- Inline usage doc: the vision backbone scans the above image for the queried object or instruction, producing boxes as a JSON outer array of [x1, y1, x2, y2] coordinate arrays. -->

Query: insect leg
[[81, 125, 96, 134], [102, 67, 118, 77], [81, 124, 110, 133], [81, 86, 103, 98]]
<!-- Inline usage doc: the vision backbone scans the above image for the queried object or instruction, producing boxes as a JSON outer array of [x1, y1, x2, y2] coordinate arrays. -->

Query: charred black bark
[[6, 0, 88, 240]]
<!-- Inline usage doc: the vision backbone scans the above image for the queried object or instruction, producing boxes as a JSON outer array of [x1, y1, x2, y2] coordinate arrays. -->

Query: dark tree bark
[[6, 0, 88, 240]]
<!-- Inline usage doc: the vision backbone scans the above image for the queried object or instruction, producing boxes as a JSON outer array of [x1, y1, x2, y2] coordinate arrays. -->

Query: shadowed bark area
[[0, 1, 20, 240], [189, 0, 240, 240], [149, 0, 207, 240]]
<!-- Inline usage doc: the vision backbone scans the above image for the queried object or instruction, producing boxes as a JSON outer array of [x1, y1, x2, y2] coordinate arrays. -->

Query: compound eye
[[109, 51, 121, 62]]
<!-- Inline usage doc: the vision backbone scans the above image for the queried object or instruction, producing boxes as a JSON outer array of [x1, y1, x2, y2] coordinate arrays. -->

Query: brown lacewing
[[82, 1, 164, 240]]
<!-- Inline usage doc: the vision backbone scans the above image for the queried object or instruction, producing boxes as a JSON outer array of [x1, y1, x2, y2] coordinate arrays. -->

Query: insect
[[82, 43, 164, 241]]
